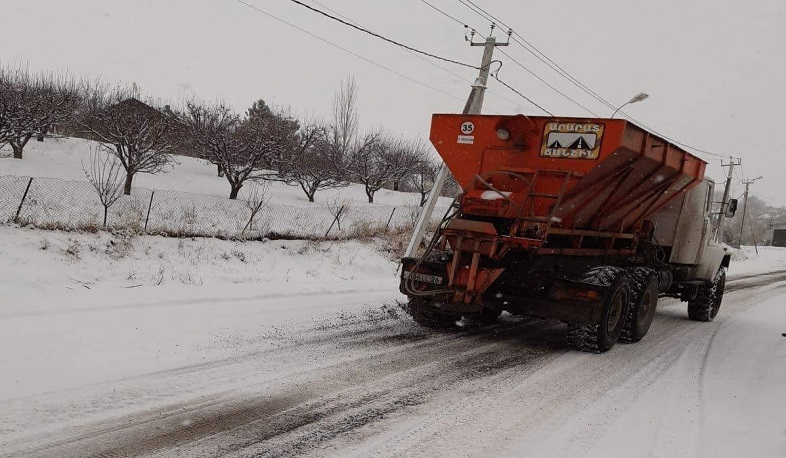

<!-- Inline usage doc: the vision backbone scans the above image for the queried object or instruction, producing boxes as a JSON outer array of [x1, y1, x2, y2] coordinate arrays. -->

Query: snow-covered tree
[[183, 100, 298, 199], [278, 120, 347, 202], [347, 133, 423, 204], [76, 89, 179, 195], [0, 66, 80, 158]]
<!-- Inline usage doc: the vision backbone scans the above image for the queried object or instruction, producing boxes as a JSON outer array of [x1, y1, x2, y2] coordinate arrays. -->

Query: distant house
[[766, 222, 786, 247]]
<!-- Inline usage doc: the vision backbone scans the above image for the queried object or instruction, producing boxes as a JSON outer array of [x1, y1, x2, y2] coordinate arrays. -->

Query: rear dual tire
[[567, 267, 631, 353], [619, 268, 659, 343]]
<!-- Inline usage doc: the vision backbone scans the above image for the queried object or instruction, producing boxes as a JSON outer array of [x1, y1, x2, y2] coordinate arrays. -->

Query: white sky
[[2, 0, 784, 200]]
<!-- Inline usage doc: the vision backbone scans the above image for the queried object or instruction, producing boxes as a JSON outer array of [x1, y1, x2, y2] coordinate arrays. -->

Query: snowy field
[[1, 227, 785, 457], [0, 138, 450, 238], [0, 137, 442, 207]]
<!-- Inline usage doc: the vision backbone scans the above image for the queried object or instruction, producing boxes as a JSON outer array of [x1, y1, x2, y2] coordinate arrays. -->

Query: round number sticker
[[460, 121, 475, 135]]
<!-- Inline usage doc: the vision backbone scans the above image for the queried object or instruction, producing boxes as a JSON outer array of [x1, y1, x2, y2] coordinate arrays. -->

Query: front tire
[[688, 268, 726, 322]]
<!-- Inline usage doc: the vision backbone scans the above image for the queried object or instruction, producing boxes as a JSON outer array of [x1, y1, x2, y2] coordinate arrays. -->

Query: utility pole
[[714, 156, 741, 243], [738, 176, 763, 250], [404, 26, 509, 258]]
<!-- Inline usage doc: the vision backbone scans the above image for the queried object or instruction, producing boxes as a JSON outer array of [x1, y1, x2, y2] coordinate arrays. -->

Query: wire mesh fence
[[0, 175, 448, 239]]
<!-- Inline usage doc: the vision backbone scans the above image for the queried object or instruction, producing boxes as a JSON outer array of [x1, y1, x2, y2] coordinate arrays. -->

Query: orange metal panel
[[429, 114, 707, 233]]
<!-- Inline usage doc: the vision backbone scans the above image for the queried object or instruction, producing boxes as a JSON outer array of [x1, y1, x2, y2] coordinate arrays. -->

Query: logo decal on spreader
[[541, 122, 604, 160]]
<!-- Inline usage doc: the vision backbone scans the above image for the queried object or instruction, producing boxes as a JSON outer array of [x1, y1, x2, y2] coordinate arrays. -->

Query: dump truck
[[400, 114, 735, 353]]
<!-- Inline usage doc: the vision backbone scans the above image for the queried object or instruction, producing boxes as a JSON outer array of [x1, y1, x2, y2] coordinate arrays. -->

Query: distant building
[[766, 222, 786, 247]]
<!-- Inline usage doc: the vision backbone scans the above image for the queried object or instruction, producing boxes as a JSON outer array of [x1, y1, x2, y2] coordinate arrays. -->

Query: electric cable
[[498, 48, 598, 117], [420, 0, 473, 29], [286, 0, 480, 69], [453, 0, 738, 160], [232, 0, 467, 103], [492, 74, 553, 116]]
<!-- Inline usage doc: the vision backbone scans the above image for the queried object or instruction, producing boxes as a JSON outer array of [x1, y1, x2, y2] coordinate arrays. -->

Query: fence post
[[385, 207, 397, 231], [324, 213, 340, 238], [14, 177, 34, 223], [144, 190, 155, 232]]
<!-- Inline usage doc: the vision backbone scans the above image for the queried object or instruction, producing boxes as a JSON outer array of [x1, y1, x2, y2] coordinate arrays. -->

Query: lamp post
[[611, 92, 649, 118]]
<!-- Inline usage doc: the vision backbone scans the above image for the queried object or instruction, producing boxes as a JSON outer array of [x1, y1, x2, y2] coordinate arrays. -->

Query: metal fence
[[0, 175, 448, 239]]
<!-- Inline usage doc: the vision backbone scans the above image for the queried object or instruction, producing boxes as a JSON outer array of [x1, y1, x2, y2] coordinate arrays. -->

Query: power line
[[420, 0, 473, 29], [301, 1, 527, 112], [285, 0, 479, 69], [498, 48, 598, 117], [456, 0, 500, 28], [493, 73, 553, 116], [307, 1, 468, 83], [232, 0, 466, 103], [295, 1, 520, 113], [452, 0, 736, 161], [309, 0, 355, 24], [460, 0, 609, 109], [509, 36, 612, 110]]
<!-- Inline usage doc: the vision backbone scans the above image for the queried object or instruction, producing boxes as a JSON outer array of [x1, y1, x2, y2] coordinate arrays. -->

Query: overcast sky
[[2, 0, 784, 201]]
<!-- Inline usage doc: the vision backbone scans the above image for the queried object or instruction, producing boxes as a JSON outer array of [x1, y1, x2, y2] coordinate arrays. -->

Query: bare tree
[[0, 66, 37, 150], [441, 171, 462, 198], [76, 88, 178, 194], [182, 100, 298, 199], [410, 157, 440, 206], [83, 149, 124, 227], [278, 119, 347, 202], [0, 66, 80, 158], [348, 133, 422, 203], [325, 194, 352, 236], [242, 182, 272, 234], [332, 76, 359, 160]]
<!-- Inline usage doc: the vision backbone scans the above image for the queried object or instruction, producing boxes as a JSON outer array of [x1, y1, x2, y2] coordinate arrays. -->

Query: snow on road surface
[[1, 228, 785, 457]]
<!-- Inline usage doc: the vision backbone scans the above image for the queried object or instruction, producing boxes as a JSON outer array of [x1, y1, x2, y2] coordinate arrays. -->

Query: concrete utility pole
[[739, 176, 763, 250], [404, 28, 509, 258], [715, 156, 741, 243]]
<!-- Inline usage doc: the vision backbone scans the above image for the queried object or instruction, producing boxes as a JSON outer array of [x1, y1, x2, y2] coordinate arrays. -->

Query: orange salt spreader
[[400, 113, 733, 353]]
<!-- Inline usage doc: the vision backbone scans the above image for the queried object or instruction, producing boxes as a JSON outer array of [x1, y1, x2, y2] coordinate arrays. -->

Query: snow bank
[[0, 225, 399, 297], [0, 226, 403, 400], [726, 245, 786, 276]]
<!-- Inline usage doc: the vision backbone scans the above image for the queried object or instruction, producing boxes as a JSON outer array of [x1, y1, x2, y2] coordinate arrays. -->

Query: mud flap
[[542, 278, 609, 325]]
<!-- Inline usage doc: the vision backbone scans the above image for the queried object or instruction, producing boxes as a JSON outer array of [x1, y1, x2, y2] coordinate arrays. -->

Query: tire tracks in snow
[[5, 271, 786, 458]]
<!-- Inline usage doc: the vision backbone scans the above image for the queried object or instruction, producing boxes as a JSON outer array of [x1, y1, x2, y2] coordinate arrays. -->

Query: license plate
[[403, 271, 444, 285]]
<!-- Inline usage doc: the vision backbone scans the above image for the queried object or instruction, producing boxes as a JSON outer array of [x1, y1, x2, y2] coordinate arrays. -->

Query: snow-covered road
[[2, 268, 785, 458]]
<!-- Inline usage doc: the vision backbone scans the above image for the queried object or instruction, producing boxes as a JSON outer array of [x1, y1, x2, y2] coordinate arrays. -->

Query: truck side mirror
[[726, 199, 738, 218]]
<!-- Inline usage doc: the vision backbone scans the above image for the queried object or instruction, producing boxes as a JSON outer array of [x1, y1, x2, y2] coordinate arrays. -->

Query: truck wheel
[[688, 268, 726, 322], [620, 269, 659, 343], [407, 298, 461, 328], [567, 267, 631, 353]]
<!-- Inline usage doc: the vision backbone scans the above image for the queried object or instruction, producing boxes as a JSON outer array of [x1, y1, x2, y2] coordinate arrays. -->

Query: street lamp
[[611, 92, 649, 118]]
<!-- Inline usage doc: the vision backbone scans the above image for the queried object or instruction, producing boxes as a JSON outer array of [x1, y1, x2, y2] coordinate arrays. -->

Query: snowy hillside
[[0, 137, 453, 239], [0, 136, 438, 207]]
